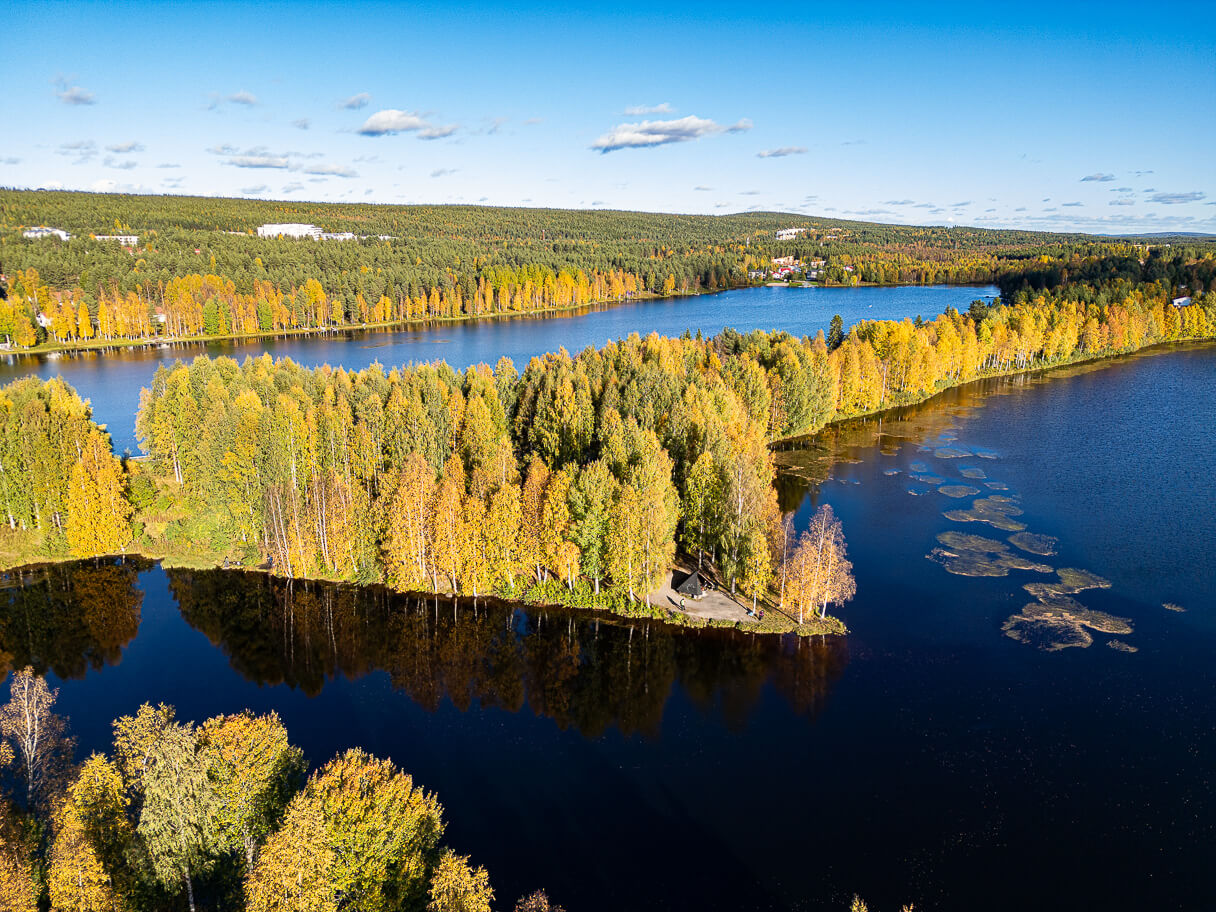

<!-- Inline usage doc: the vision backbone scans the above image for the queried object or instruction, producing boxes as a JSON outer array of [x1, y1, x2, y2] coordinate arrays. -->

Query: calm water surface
[[2, 341, 1211, 911], [0, 284, 994, 452]]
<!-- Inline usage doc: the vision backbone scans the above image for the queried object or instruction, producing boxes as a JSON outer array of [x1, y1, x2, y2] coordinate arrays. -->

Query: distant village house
[[257, 223, 323, 239], [95, 234, 139, 245], [1172, 296, 1192, 308], [23, 227, 71, 241]]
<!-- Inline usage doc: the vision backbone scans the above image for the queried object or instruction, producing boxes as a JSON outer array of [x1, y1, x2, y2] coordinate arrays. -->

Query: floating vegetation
[[907, 486, 930, 496], [910, 461, 930, 473], [1163, 602, 1186, 613], [934, 446, 973, 458], [1002, 600, 1132, 651], [939, 485, 981, 499], [1023, 568, 1112, 601], [912, 473, 946, 485], [883, 469, 900, 476], [1008, 532, 1058, 557], [1108, 640, 1139, 653], [972, 447, 1000, 459], [984, 481, 1009, 491], [943, 496, 1026, 532], [959, 467, 987, 479], [928, 531, 1053, 577]]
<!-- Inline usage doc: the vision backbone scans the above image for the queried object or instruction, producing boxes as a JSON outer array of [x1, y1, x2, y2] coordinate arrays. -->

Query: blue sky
[[4, 0, 1214, 233]]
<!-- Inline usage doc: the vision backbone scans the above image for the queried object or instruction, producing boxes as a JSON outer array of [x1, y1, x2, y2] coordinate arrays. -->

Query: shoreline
[[0, 280, 997, 360], [0, 548, 845, 638]]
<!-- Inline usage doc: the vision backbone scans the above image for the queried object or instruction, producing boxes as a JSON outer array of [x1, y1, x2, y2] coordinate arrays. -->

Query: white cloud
[[431, 168, 458, 178], [1149, 191, 1205, 204], [757, 146, 806, 158], [291, 118, 310, 130], [303, 163, 357, 177], [1081, 173, 1115, 182], [0, 157, 20, 165], [1062, 201, 1083, 207], [591, 115, 751, 152], [624, 103, 673, 115], [103, 156, 138, 170], [419, 124, 458, 140], [693, 185, 713, 191], [882, 199, 916, 206], [106, 141, 144, 153], [228, 90, 258, 106], [241, 184, 268, 194], [359, 109, 438, 136], [341, 93, 371, 109], [56, 82, 96, 105], [229, 155, 292, 169], [281, 182, 304, 193]]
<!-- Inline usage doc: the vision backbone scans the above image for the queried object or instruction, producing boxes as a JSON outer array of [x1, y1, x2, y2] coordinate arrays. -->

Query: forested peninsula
[[0, 224, 1211, 632]]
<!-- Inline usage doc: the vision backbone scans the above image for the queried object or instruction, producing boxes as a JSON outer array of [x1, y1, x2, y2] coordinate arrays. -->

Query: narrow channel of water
[[0, 284, 995, 451]]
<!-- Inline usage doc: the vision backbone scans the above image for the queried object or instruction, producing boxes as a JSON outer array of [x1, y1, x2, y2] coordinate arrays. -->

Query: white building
[[1172, 296, 1192, 308], [775, 227, 806, 241], [23, 227, 71, 241], [95, 234, 139, 245], [319, 232, 357, 241], [257, 223, 322, 239]]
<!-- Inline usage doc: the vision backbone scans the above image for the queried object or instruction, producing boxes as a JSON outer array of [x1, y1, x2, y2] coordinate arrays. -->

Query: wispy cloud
[[431, 168, 458, 178], [1148, 190, 1205, 204], [1081, 172, 1115, 182], [291, 118, 310, 130], [106, 141, 144, 154], [55, 77, 96, 106], [882, 199, 916, 206], [281, 182, 304, 194], [358, 109, 458, 139], [241, 184, 268, 195], [1062, 201, 1083, 207], [757, 146, 806, 158], [340, 93, 371, 110], [591, 115, 751, 152], [303, 163, 357, 177], [1110, 198, 1135, 206], [156, 162, 181, 169], [57, 140, 97, 164], [230, 155, 292, 169], [0, 157, 20, 166], [103, 156, 138, 170], [228, 90, 258, 106], [624, 103, 673, 115], [693, 185, 713, 191]]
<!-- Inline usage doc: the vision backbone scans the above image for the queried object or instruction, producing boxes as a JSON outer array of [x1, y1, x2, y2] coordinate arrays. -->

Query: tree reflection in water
[[168, 569, 848, 737], [0, 558, 147, 679]]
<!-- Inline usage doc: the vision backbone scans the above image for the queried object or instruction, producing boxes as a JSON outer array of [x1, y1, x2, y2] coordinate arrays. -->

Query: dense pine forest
[[3, 190, 1207, 349]]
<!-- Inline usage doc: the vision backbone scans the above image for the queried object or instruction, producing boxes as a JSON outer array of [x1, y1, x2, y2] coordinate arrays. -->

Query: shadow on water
[[167, 568, 849, 737], [0, 559, 848, 739]]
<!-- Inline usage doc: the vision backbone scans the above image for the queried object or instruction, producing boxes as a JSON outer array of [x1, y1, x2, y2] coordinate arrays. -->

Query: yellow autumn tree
[[65, 431, 133, 558]]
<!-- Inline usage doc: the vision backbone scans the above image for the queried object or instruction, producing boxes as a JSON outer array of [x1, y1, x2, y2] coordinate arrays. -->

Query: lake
[[0, 284, 995, 452], [2, 342, 1212, 911]]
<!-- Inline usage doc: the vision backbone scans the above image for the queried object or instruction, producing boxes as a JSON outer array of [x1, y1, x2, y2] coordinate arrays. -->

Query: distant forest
[[3, 190, 1210, 348]]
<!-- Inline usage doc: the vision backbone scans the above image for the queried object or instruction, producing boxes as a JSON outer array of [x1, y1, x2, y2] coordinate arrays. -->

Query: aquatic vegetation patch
[[972, 447, 1000, 459], [1008, 532, 1058, 557], [938, 485, 981, 498], [943, 496, 1026, 532], [910, 461, 930, 473], [883, 469, 900, 476], [934, 446, 972, 458], [907, 486, 930, 496], [1002, 600, 1132, 651], [984, 481, 1009, 491], [1107, 640, 1138, 653], [912, 473, 946, 485], [928, 531, 1052, 577], [959, 467, 987, 479], [1162, 602, 1186, 613]]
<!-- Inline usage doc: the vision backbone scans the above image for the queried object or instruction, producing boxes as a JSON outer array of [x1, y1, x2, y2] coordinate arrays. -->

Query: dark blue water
[[2, 341, 1210, 911], [0, 284, 994, 452]]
